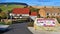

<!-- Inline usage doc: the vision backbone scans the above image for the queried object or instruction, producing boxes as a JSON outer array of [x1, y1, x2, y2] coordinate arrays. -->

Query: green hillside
[[0, 4, 25, 12]]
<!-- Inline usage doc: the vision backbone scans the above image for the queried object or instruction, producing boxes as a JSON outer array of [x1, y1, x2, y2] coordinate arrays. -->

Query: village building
[[39, 8, 60, 18], [10, 8, 30, 19]]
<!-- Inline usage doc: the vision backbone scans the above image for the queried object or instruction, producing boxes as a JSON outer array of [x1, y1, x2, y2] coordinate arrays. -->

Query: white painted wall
[[30, 16, 37, 20], [22, 14, 29, 16]]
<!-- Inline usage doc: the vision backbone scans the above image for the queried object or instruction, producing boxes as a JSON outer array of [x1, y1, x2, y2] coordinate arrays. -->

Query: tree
[[8, 10, 12, 13], [0, 12, 7, 19], [29, 6, 40, 17]]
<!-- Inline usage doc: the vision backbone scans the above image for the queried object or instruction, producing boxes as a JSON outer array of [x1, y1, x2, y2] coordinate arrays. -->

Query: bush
[[17, 20, 25, 22], [0, 12, 7, 19], [16, 20, 27, 23], [6, 21, 12, 25], [28, 22, 34, 27], [12, 20, 28, 24], [4, 19, 12, 25], [0, 22, 6, 25], [0, 21, 12, 25]]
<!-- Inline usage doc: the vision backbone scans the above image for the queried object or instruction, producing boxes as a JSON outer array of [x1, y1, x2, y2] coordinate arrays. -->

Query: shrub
[[0, 22, 6, 25], [0, 21, 12, 25], [4, 19, 12, 25], [0, 12, 7, 19], [16, 20, 26, 23], [6, 21, 12, 25]]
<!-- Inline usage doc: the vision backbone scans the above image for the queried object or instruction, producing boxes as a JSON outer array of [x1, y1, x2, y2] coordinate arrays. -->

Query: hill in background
[[0, 2, 28, 12]]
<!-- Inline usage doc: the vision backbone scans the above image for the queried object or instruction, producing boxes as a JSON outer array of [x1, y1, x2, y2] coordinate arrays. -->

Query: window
[[54, 13, 55, 15], [46, 13, 49, 16], [20, 15, 22, 16], [57, 13, 60, 15]]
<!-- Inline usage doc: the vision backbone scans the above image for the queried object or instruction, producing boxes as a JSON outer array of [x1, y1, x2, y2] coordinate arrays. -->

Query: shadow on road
[[0, 27, 13, 34]]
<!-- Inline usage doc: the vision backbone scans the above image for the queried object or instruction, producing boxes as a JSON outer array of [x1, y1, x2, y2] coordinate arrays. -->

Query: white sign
[[35, 18, 55, 27]]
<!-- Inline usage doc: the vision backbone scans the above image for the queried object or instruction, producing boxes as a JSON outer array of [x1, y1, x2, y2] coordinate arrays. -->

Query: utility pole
[[5, 4, 8, 19]]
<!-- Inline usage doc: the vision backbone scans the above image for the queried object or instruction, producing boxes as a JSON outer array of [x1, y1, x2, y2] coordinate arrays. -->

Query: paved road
[[2, 23, 33, 34]]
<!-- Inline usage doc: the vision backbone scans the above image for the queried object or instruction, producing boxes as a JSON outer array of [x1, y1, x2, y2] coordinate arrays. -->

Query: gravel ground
[[28, 27, 60, 34]]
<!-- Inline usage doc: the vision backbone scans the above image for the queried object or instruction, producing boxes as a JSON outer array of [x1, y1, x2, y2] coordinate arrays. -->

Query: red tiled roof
[[30, 12, 37, 16], [12, 8, 29, 14]]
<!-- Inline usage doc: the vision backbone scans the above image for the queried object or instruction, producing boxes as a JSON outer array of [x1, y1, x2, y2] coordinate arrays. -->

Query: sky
[[0, 0, 60, 6]]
